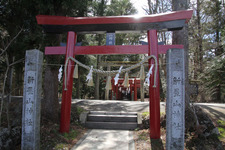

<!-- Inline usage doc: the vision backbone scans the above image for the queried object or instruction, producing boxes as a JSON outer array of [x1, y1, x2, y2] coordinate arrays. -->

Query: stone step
[[85, 121, 138, 130], [87, 114, 137, 122], [83, 111, 140, 130], [89, 111, 137, 115]]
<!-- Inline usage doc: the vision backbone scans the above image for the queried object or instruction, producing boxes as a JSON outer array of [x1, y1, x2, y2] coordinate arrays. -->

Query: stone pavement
[[71, 99, 166, 113], [71, 129, 135, 150]]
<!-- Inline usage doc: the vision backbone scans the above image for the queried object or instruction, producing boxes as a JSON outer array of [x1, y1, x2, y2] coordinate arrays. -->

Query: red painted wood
[[116, 84, 119, 100], [158, 45, 183, 54], [46, 46, 66, 55], [60, 32, 77, 133], [36, 10, 192, 25], [130, 84, 133, 101], [134, 78, 138, 101], [45, 45, 183, 55], [148, 30, 160, 139]]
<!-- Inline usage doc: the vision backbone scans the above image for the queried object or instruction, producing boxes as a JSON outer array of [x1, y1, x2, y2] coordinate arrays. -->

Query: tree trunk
[[105, 65, 111, 100], [94, 0, 106, 100], [197, 0, 203, 73], [196, 0, 205, 102], [94, 55, 101, 99], [42, 34, 62, 123], [214, 0, 223, 102], [43, 63, 60, 122], [75, 75, 80, 99]]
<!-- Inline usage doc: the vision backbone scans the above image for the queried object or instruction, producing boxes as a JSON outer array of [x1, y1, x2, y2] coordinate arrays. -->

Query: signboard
[[106, 33, 115, 45]]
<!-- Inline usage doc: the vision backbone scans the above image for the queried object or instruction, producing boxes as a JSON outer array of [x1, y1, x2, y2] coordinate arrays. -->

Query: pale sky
[[131, 0, 197, 15], [130, 0, 148, 15]]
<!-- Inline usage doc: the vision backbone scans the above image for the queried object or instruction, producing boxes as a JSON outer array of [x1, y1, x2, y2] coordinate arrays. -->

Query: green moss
[[63, 129, 79, 140], [142, 112, 149, 118], [76, 107, 85, 116], [217, 120, 225, 141], [160, 112, 165, 116], [53, 143, 69, 150], [141, 112, 165, 117], [217, 120, 225, 126], [218, 127, 225, 140]]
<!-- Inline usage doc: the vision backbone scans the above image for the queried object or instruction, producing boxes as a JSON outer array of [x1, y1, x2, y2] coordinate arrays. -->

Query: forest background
[[0, 0, 224, 125]]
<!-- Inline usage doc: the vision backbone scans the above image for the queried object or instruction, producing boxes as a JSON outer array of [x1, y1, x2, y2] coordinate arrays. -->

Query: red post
[[134, 78, 137, 101], [116, 84, 119, 100], [130, 81, 133, 100], [148, 30, 160, 139], [60, 32, 77, 133]]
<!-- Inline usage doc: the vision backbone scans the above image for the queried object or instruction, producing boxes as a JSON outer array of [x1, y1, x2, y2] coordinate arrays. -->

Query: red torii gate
[[110, 78, 140, 101], [36, 9, 193, 139]]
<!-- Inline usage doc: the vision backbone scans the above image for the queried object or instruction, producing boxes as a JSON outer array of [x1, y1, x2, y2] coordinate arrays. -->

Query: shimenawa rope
[[64, 55, 158, 90]]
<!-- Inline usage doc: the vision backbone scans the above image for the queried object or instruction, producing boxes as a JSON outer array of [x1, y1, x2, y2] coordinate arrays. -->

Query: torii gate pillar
[[148, 30, 160, 139], [60, 31, 77, 133]]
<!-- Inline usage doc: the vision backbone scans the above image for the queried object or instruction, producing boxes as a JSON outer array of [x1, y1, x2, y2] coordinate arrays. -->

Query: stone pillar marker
[[166, 49, 185, 150], [22, 50, 43, 150]]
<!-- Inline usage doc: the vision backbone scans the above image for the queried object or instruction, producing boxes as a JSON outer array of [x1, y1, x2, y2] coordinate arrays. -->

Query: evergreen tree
[[189, 0, 224, 102], [0, 0, 91, 123]]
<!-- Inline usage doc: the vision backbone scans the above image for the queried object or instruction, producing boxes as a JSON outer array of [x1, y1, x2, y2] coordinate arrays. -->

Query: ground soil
[[133, 106, 225, 150], [40, 118, 87, 150], [39, 103, 87, 150], [133, 128, 167, 150]]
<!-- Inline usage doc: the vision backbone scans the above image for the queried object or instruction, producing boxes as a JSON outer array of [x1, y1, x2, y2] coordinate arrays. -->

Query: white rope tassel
[[105, 76, 112, 90], [73, 64, 79, 78], [140, 65, 145, 80], [86, 66, 94, 86], [145, 64, 154, 86], [122, 72, 129, 88], [114, 66, 123, 85], [58, 65, 63, 81]]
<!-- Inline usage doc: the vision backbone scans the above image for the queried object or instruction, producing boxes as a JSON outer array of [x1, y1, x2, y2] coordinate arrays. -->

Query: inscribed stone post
[[166, 49, 185, 150], [22, 50, 43, 150]]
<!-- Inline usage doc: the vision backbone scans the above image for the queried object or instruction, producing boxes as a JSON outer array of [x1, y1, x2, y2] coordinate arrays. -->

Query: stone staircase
[[83, 111, 139, 130]]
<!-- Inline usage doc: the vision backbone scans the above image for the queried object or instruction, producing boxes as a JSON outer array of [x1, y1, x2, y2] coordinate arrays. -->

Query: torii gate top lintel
[[36, 9, 193, 34]]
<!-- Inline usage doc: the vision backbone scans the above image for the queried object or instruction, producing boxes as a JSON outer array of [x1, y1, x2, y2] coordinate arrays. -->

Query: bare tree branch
[[0, 28, 23, 56], [0, 55, 9, 126], [9, 58, 24, 67], [142, 7, 150, 15]]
